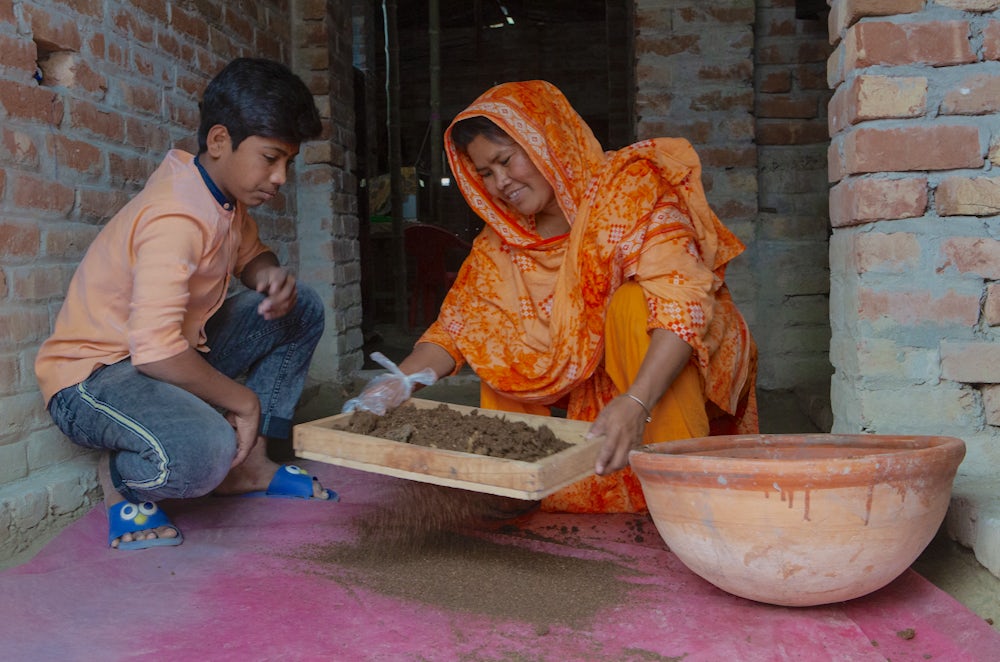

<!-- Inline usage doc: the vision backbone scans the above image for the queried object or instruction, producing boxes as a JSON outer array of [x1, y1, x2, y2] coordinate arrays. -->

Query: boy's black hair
[[450, 116, 513, 152], [197, 58, 322, 153]]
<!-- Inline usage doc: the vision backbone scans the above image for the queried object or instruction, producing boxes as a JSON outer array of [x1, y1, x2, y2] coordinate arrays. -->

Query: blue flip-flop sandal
[[241, 464, 339, 501], [107, 501, 183, 550]]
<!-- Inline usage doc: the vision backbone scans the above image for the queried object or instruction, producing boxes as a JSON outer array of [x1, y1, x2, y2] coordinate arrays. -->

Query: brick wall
[[634, 0, 835, 425], [827, 0, 1000, 471], [0, 0, 354, 564]]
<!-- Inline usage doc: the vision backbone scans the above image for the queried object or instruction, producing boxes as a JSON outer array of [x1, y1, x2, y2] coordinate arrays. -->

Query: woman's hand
[[589, 394, 651, 475], [341, 352, 438, 416]]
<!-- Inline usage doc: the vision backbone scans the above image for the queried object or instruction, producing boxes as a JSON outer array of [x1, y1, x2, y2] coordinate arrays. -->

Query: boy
[[35, 58, 334, 551]]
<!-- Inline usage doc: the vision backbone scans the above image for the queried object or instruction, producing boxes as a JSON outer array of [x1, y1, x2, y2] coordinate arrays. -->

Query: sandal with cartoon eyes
[[106, 501, 183, 550]]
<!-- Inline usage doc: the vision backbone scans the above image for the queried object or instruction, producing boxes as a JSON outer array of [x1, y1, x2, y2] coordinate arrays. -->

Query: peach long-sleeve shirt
[[35, 150, 270, 405]]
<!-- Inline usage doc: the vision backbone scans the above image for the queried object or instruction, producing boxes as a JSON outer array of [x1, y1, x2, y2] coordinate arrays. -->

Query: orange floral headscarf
[[421, 80, 753, 421]]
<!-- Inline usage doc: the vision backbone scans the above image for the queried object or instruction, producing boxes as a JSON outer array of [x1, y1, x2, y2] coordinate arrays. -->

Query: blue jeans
[[47, 285, 325, 503]]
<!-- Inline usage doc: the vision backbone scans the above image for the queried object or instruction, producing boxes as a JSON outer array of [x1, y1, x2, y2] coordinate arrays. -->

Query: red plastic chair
[[404, 223, 472, 329]]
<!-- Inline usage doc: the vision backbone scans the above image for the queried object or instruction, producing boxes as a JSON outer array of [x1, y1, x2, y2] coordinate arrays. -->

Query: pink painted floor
[[3, 460, 999, 661]]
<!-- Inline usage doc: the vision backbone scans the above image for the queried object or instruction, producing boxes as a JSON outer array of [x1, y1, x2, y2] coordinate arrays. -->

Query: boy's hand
[[226, 412, 259, 467], [254, 266, 298, 320], [226, 390, 262, 467]]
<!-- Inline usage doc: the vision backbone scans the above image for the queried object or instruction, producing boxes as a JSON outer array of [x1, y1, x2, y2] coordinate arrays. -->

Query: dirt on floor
[[304, 479, 647, 630], [340, 403, 571, 461]]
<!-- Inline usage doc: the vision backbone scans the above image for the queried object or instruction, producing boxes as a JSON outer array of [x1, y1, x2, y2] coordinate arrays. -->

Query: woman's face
[[465, 134, 559, 220]]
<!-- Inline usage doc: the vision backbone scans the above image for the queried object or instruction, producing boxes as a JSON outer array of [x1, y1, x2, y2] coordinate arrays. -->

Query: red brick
[[0, 128, 41, 168], [828, 136, 847, 183], [695, 89, 754, 113], [936, 177, 1000, 216], [0, 0, 13, 22], [845, 21, 975, 69], [132, 0, 168, 23], [697, 61, 753, 84], [829, 177, 927, 227], [940, 237, 1000, 279], [842, 124, 981, 175], [798, 39, 834, 64], [0, 80, 63, 126], [941, 73, 1000, 115], [120, 81, 161, 116], [124, 117, 170, 153], [51, 135, 103, 178], [224, 6, 254, 45], [11, 264, 73, 301], [985, 283, 1000, 326], [0, 169, 5, 198], [828, 41, 846, 87], [759, 70, 792, 93], [156, 30, 181, 59], [70, 59, 109, 96], [300, 0, 329, 21], [23, 4, 83, 51], [12, 173, 74, 215], [941, 342, 1000, 383], [829, 75, 926, 134], [0, 33, 38, 74], [69, 98, 125, 142], [44, 0, 101, 20], [106, 40, 126, 68], [111, 7, 154, 45], [696, 146, 757, 169], [985, 20, 1000, 61], [0, 309, 50, 344], [44, 223, 100, 258], [858, 288, 980, 326], [0, 222, 40, 257], [764, 16, 797, 37], [171, 5, 210, 43], [108, 153, 155, 188], [797, 64, 829, 91], [981, 384, 1000, 425], [636, 34, 700, 58], [828, 0, 926, 43], [676, 6, 756, 24], [77, 188, 130, 223], [852, 232, 921, 273]]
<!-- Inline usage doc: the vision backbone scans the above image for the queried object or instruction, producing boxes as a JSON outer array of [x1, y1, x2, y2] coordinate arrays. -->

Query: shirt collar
[[193, 154, 235, 211]]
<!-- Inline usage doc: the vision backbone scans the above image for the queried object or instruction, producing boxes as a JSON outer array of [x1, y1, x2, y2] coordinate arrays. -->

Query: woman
[[348, 80, 757, 513]]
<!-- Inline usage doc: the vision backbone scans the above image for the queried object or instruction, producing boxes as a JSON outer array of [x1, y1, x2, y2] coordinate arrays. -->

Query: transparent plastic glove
[[341, 351, 438, 416]]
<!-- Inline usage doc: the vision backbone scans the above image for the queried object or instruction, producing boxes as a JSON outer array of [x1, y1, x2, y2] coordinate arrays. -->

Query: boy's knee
[[295, 282, 325, 329], [177, 421, 237, 497]]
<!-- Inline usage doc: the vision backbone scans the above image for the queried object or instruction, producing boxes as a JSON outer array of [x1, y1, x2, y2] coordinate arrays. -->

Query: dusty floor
[[301, 322, 1000, 631]]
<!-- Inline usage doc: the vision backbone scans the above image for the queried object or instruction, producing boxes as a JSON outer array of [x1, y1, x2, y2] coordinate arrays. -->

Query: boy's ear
[[205, 124, 232, 158]]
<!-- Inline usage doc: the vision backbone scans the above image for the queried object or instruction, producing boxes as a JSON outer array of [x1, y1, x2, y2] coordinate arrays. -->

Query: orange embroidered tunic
[[420, 80, 756, 435]]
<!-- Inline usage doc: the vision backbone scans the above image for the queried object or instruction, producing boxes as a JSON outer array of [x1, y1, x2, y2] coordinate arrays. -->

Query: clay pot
[[628, 434, 966, 607]]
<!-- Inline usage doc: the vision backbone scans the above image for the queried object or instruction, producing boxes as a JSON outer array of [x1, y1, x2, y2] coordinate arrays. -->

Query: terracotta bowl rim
[[628, 433, 966, 487]]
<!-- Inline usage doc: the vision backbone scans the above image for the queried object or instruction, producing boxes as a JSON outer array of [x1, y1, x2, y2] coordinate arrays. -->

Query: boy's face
[[206, 126, 300, 207]]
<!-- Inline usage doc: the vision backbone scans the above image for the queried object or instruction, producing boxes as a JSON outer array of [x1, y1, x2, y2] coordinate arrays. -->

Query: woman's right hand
[[342, 352, 438, 416]]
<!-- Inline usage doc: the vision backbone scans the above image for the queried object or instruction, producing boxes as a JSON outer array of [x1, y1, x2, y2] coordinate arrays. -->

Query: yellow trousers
[[480, 282, 708, 513]]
